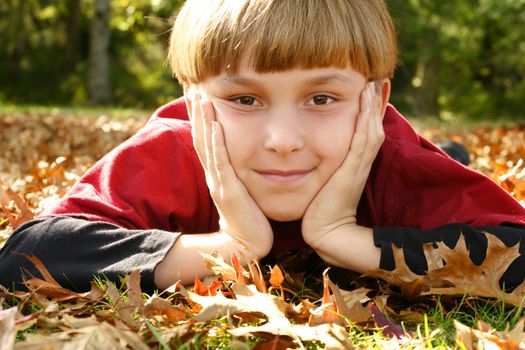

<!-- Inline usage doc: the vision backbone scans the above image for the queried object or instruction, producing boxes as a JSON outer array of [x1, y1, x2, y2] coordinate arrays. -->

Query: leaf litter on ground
[[3, 112, 525, 348]]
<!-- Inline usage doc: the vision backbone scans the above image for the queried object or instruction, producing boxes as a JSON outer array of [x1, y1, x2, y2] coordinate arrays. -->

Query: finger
[[351, 82, 373, 155], [200, 100, 219, 190], [367, 82, 380, 143], [369, 82, 385, 151], [190, 91, 207, 166], [211, 120, 242, 195]]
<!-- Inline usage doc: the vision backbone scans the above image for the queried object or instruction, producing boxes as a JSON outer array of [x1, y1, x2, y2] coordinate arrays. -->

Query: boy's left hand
[[301, 82, 384, 251]]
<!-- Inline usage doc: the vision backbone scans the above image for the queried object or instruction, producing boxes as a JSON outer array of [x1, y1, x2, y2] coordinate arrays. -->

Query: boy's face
[[194, 62, 368, 222]]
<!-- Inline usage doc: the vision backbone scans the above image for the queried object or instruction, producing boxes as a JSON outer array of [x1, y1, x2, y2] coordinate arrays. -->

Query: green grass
[[0, 102, 152, 121]]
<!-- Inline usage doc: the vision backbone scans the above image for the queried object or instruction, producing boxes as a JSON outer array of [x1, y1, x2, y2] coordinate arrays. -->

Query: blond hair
[[168, 0, 397, 84]]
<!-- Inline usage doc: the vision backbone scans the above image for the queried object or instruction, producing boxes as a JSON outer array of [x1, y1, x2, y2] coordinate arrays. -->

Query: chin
[[264, 208, 305, 222]]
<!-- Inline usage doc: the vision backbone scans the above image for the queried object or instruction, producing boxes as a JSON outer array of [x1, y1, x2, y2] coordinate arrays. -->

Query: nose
[[263, 107, 304, 155]]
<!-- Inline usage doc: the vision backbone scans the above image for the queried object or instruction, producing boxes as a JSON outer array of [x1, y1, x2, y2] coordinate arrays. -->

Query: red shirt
[[41, 98, 525, 252]]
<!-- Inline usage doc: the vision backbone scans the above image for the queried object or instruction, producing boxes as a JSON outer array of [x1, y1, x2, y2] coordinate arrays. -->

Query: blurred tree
[[4, 0, 28, 84], [65, 0, 81, 71], [88, 0, 111, 104], [0, 0, 183, 107], [388, 0, 525, 119]]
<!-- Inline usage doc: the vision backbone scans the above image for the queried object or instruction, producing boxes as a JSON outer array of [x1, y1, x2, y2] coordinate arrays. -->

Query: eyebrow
[[219, 73, 355, 87]]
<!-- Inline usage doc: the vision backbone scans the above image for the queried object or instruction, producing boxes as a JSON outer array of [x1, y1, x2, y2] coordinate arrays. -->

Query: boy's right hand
[[187, 90, 274, 259]]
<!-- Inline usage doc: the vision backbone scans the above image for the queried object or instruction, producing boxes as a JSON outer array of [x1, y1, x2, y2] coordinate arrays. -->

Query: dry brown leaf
[[291, 323, 356, 350], [0, 307, 17, 350], [23, 277, 103, 304], [309, 269, 339, 325], [16, 321, 149, 350], [143, 296, 191, 321], [367, 233, 525, 306], [248, 260, 267, 293], [424, 234, 524, 304], [328, 280, 371, 324], [124, 270, 145, 310], [21, 254, 59, 285], [455, 319, 525, 350], [202, 251, 238, 281], [104, 282, 141, 331], [364, 245, 425, 298]]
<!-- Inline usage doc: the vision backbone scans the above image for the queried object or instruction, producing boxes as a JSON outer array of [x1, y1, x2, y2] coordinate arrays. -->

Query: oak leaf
[[364, 245, 426, 298], [424, 233, 524, 304]]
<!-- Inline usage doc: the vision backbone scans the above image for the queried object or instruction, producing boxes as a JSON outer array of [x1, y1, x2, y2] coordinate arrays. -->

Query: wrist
[[302, 220, 356, 251], [219, 231, 273, 260], [304, 224, 379, 272]]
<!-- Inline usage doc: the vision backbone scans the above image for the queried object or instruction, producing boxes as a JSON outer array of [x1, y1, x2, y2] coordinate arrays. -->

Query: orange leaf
[[193, 277, 221, 296], [20, 254, 59, 285], [231, 254, 246, 285], [269, 265, 284, 287], [248, 259, 267, 293]]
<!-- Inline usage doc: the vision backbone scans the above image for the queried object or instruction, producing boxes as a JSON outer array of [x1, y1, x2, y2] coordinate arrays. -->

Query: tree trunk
[[65, 0, 81, 71], [88, 0, 111, 105], [412, 28, 441, 118], [7, 0, 26, 83]]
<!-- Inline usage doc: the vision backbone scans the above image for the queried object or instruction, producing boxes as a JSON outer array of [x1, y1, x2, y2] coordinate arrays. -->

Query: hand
[[301, 81, 384, 251], [188, 89, 274, 258]]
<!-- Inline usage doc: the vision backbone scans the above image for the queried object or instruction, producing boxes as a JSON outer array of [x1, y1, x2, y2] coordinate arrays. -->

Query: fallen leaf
[[425, 234, 524, 304], [269, 265, 285, 287], [143, 295, 191, 321], [369, 303, 409, 339], [193, 277, 221, 296], [364, 244, 425, 298], [16, 321, 149, 350], [202, 251, 238, 281], [455, 319, 525, 350], [328, 280, 372, 324], [0, 307, 17, 350], [248, 260, 267, 293]]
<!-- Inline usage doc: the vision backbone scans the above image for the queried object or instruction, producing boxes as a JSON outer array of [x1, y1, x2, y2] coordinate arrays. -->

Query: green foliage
[[0, 0, 183, 108], [0, 0, 524, 119], [389, 0, 525, 120]]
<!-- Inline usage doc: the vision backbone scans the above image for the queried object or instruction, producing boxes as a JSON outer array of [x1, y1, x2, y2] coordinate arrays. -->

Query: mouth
[[256, 169, 312, 184]]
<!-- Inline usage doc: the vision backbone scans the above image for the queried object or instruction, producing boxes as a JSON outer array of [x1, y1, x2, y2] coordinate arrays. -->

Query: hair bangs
[[169, 0, 397, 84]]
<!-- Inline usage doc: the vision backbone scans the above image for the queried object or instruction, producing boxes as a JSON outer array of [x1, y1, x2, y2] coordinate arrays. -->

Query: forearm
[[306, 224, 381, 273], [154, 231, 269, 289], [0, 216, 178, 292]]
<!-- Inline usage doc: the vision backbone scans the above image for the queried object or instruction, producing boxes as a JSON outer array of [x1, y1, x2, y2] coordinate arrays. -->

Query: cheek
[[315, 116, 356, 167], [212, 105, 254, 168]]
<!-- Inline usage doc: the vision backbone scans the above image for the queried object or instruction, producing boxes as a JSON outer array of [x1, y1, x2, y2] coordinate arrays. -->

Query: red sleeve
[[40, 118, 219, 234], [363, 105, 525, 229]]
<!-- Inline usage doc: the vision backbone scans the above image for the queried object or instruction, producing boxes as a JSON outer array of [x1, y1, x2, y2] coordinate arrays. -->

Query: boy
[[2, 0, 525, 292]]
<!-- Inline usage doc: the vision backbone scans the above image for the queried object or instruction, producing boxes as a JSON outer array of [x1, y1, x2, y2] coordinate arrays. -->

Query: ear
[[377, 79, 391, 118]]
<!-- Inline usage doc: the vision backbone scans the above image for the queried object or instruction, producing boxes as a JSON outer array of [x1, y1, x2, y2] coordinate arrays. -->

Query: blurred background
[[0, 0, 524, 120]]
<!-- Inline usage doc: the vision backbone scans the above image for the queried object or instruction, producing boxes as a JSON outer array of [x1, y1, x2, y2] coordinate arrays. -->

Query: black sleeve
[[0, 216, 179, 293], [373, 223, 525, 291]]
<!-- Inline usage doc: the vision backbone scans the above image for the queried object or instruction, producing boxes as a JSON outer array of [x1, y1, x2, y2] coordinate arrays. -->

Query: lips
[[256, 169, 312, 184]]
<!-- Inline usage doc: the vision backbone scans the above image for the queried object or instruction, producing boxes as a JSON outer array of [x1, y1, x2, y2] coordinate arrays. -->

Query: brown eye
[[312, 95, 333, 105], [235, 96, 257, 105]]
